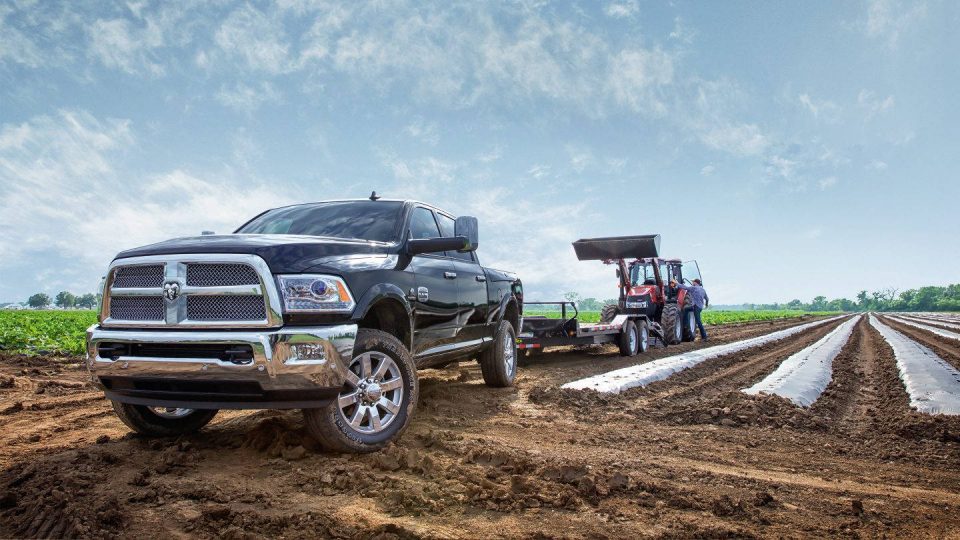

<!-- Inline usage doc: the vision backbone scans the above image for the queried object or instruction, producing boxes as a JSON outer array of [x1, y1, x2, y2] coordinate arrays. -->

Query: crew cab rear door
[[436, 212, 489, 343]]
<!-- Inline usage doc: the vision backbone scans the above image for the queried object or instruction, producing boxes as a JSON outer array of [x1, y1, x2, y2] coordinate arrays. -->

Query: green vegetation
[[523, 309, 835, 325], [0, 310, 97, 356]]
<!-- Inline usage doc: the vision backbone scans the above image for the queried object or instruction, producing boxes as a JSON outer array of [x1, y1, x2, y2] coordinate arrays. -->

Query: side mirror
[[407, 237, 469, 256], [454, 216, 479, 252]]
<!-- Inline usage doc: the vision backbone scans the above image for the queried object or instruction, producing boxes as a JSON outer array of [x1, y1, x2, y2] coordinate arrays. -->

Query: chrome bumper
[[85, 324, 357, 409]]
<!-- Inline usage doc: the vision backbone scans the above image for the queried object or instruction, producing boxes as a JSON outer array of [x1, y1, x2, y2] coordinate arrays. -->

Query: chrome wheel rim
[[150, 407, 194, 419], [337, 351, 404, 434], [503, 331, 516, 376]]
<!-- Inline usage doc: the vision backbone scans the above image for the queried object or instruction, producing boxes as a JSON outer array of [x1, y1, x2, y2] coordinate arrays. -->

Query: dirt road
[[3, 316, 960, 538]]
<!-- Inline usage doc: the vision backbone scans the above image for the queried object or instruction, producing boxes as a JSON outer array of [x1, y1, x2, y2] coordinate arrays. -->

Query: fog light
[[291, 343, 327, 362]]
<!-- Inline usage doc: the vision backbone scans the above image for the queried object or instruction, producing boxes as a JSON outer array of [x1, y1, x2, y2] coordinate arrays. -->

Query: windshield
[[236, 201, 403, 242], [630, 263, 657, 286]]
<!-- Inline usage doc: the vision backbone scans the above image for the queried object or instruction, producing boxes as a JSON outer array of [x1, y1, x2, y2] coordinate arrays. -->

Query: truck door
[[406, 207, 459, 357], [436, 212, 489, 343]]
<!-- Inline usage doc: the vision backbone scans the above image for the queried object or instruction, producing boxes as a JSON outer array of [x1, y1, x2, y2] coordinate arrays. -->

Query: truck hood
[[115, 234, 398, 273]]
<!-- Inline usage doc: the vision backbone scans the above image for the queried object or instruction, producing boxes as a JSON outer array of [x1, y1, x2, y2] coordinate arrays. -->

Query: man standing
[[670, 278, 709, 341]]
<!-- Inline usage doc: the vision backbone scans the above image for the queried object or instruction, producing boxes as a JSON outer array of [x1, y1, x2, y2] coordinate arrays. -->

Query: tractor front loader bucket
[[572, 234, 661, 261]]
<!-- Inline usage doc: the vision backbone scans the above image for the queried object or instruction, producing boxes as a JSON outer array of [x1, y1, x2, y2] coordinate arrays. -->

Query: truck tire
[[111, 401, 218, 437], [600, 303, 619, 323], [618, 320, 639, 356], [303, 329, 418, 454], [479, 320, 518, 387], [661, 304, 683, 345]]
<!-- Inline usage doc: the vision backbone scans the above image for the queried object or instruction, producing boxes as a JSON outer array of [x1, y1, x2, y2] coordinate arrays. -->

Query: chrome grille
[[113, 265, 164, 288], [110, 296, 164, 321], [186, 263, 260, 287], [187, 295, 266, 321], [102, 254, 280, 328]]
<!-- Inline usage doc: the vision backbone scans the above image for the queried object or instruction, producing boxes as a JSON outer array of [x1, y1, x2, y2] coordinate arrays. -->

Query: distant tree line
[[24, 291, 100, 309], [560, 284, 960, 313]]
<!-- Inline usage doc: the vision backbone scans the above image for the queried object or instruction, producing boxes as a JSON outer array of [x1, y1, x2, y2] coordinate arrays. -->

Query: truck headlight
[[276, 275, 356, 313]]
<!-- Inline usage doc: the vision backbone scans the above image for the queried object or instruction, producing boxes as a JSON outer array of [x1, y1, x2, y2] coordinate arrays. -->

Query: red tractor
[[574, 234, 703, 345]]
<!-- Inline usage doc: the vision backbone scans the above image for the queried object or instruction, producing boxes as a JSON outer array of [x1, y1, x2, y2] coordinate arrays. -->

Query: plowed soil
[[3, 316, 960, 539]]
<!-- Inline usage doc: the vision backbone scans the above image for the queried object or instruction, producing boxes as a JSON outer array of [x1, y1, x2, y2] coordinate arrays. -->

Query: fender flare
[[352, 283, 414, 349], [493, 292, 520, 328]]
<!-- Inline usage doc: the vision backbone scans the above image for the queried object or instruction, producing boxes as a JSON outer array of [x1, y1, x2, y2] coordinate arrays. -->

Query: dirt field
[[3, 315, 960, 539]]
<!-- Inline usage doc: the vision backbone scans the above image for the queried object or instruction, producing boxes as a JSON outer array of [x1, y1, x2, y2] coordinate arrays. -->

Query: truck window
[[409, 207, 442, 240], [436, 213, 475, 262], [236, 201, 403, 242]]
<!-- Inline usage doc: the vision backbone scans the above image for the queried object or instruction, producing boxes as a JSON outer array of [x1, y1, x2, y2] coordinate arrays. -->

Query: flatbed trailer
[[518, 301, 653, 357]]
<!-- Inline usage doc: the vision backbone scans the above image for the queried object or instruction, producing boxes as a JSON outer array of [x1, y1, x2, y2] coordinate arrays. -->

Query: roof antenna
[[369, 191, 381, 201]]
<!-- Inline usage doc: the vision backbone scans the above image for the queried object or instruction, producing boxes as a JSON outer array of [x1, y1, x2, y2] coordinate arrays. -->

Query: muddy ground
[[2, 315, 960, 539]]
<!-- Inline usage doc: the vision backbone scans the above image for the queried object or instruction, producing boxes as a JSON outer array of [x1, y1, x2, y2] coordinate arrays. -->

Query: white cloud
[[864, 0, 927, 49], [798, 93, 841, 121], [669, 17, 696, 43], [385, 155, 459, 189], [766, 155, 799, 180], [0, 5, 44, 67], [604, 1, 639, 18], [700, 164, 715, 176], [607, 48, 674, 115], [801, 227, 823, 240], [88, 18, 165, 75], [857, 89, 895, 119], [215, 82, 282, 113], [566, 145, 593, 173], [527, 164, 551, 180], [215, 4, 291, 74], [0, 111, 291, 296], [867, 160, 888, 171], [818, 176, 838, 190], [700, 123, 769, 156], [403, 119, 440, 146]]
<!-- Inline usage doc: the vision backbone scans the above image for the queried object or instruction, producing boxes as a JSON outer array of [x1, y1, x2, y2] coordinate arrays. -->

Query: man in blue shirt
[[670, 278, 709, 341]]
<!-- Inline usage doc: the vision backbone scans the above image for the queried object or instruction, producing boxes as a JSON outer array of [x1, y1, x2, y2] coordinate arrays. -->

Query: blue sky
[[1, 0, 957, 305]]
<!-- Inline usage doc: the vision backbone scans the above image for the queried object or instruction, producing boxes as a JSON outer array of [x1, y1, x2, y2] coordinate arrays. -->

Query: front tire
[[661, 304, 683, 345], [479, 320, 518, 387], [111, 401, 218, 437], [681, 309, 697, 342], [303, 329, 418, 454]]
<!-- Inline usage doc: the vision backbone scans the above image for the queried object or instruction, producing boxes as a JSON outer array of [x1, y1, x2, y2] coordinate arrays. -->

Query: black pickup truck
[[86, 198, 523, 452]]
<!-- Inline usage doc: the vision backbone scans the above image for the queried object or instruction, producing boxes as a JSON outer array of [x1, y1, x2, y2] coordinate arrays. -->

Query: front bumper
[[86, 324, 357, 410]]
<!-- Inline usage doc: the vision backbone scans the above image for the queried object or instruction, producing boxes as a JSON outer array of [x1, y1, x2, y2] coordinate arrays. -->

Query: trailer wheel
[[681, 298, 697, 342], [637, 320, 650, 353], [618, 320, 639, 356], [661, 304, 683, 345]]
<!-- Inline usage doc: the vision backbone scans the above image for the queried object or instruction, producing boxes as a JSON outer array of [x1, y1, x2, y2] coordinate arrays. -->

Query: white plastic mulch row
[[884, 315, 960, 342], [742, 315, 862, 407], [869, 315, 960, 415], [561, 315, 848, 394], [899, 314, 960, 331]]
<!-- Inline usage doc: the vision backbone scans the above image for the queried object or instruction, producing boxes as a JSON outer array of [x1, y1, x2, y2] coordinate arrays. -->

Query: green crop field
[[522, 309, 840, 325], [0, 308, 843, 357], [0, 310, 97, 356]]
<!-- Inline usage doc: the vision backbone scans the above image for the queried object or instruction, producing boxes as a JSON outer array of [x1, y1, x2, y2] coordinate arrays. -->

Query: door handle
[[475, 275, 486, 282], [444, 272, 457, 279]]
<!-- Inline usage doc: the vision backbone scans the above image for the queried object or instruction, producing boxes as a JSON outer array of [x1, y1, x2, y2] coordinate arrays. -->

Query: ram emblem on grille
[[162, 281, 182, 301]]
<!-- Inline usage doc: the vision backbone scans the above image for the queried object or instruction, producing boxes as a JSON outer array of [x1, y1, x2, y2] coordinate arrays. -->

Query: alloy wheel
[[337, 351, 404, 434]]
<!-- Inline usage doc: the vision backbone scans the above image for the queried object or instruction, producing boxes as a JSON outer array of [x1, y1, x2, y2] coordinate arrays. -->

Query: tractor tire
[[661, 304, 684, 345], [618, 320, 639, 357], [681, 298, 697, 342], [600, 304, 619, 323]]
